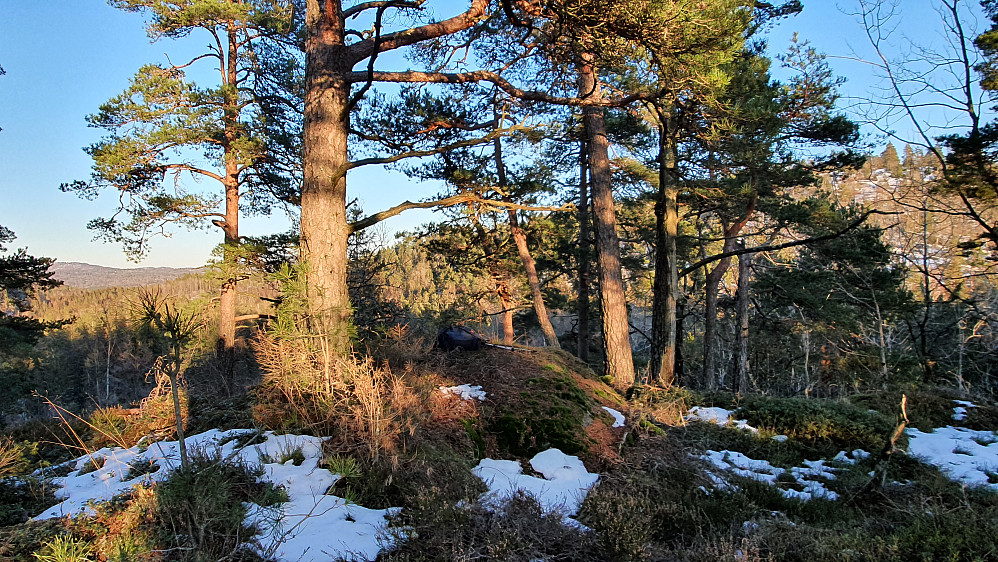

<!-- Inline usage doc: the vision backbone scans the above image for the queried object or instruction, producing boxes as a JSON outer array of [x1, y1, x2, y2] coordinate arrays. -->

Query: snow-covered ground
[[473, 448, 600, 525], [687, 406, 758, 433], [34, 429, 396, 562], [602, 406, 625, 428], [689, 401, 998, 500], [906, 400, 998, 492]]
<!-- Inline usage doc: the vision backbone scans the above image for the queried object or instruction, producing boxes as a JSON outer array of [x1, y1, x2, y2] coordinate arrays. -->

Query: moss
[[489, 374, 597, 458]]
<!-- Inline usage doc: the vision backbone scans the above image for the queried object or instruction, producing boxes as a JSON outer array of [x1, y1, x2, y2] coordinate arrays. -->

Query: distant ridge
[[50, 262, 202, 289]]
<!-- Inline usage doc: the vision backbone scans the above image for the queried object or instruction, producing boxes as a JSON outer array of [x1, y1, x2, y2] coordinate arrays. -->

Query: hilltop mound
[[424, 348, 627, 467]]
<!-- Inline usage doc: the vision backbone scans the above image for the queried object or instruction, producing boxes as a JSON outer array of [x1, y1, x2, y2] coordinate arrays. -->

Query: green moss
[[489, 373, 596, 457]]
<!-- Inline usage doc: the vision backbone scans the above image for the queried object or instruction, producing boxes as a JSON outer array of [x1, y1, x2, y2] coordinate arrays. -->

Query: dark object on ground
[[436, 326, 487, 351]]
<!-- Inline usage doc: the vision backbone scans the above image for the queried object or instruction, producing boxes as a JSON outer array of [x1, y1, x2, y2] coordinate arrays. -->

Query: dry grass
[[0, 439, 18, 479], [253, 331, 426, 463]]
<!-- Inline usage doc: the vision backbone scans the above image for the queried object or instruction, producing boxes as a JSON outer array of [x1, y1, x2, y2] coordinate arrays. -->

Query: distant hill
[[49, 262, 202, 289]]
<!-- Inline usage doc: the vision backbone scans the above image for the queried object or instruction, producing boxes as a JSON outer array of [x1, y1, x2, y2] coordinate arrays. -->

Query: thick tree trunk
[[577, 139, 591, 363], [579, 56, 635, 388], [650, 112, 679, 387], [735, 241, 752, 394], [494, 136, 560, 348], [217, 178, 238, 379], [217, 26, 241, 383], [301, 0, 352, 353]]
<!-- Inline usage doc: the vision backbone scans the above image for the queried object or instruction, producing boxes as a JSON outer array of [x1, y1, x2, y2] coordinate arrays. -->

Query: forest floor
[[1, 346, 998, 561]]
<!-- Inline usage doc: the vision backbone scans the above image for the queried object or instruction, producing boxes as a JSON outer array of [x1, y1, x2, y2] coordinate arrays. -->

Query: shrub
[[735, 396, 893, 453], [30, 534, 93, 562], [380, 491, 608, 561], [151, 447, 284, 560]]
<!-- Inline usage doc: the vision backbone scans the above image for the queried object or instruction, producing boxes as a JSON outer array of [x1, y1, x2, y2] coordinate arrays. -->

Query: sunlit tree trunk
[[301, 0, 352, 352], [580, 55, 635, 388]]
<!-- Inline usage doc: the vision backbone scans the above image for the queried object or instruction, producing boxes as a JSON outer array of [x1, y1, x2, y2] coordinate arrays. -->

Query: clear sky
[[0, 0, 990, 268]]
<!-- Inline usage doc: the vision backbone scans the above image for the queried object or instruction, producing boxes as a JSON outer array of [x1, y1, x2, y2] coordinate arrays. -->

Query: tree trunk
[[735, 241, 752, 394], [577, 139, 591, 363], [301, 0, 352, 353], [701, 196, 756, 389], [494, 135, 560, 348], [498, 280, 516, 345], [217, 25, 241, 381], [579, 55, 634, 388], [650, 110, 679, 387], [675, 298, 686, 384]]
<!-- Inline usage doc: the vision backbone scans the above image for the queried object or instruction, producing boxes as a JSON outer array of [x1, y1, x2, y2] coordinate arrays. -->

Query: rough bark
[[735, 241, 752, 394], [301, 0, 353, 352], [498, 281, 516, 345], [217, 25, 241, 380], [494, 136, 561, 349], [301, 0, 489, 351], [577, 139, 591, 363], [579, 56, 635, 388], [650, 111, 678, 386], [701, 196, 756, 390]]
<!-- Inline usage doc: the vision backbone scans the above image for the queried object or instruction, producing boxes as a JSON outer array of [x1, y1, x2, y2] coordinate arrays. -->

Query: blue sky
[[0, 0, 990, 268]]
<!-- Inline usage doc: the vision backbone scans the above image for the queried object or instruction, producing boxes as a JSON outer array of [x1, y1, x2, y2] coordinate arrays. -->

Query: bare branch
[[346, 70, 655, 107], [679, 211, 886, 277], [349, 193, 571, 233]]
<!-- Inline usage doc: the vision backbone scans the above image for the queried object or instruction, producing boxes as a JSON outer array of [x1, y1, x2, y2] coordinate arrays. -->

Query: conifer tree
[[0, 226, 63, 354], [63, 1, 300, 373]]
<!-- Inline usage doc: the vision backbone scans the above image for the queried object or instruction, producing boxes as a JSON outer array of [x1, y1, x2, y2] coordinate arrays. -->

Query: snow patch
[[952, 399, 977, 422], [440, 384, 487, 401], [473, 448, 599, 524], [701, 450, 840, 501], [34, 430, 397, 562], [687, 406, 758, 433], [906, 425, 998, 491], [601, 406, 626, 428]]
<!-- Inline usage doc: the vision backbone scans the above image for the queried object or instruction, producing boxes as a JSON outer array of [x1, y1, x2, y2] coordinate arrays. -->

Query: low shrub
[[149, 447, 285, 560], [735, 395, 893, 453], [380, 491, 608, 561]]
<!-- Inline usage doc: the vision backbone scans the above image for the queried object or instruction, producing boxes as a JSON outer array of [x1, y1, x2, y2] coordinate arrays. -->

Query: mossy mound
[[428, 348, 626, 465]]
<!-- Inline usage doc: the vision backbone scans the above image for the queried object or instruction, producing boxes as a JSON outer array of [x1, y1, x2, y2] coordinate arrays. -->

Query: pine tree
[[0, 226, 63, 355], [62, 1, 300, 374]]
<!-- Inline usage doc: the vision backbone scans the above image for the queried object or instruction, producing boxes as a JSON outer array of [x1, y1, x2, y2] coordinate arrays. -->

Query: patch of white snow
[[687, 406, 758, 433], [34, 430, 398, 562], [439, 384, 487, 401], [472, 448, 599, 523], [906, 425, 998, 491], [601, 406, 626, 428]]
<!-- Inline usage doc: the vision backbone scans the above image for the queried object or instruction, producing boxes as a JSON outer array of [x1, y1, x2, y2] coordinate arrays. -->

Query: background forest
[[4, 0, 998, 560]]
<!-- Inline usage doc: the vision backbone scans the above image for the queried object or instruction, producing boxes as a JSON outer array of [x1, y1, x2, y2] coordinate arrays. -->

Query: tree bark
[[217, 24, 241, 381], [735, 241, 752, 394], [301, 0, 353, 352], [301, 0, 489, 354], [577, 139, 591, 363], [701, 196, 756, 390], [494, 135, 561, 348], [498, 280, 516, 345], [579, 55, 635, 388], [650, 109, 679, 387]]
